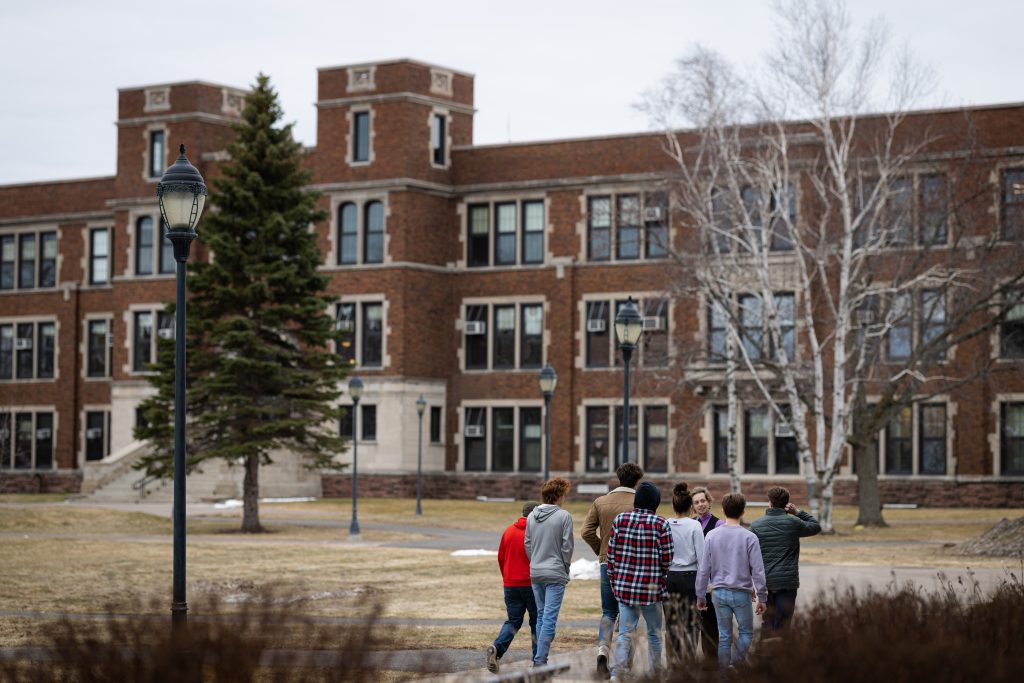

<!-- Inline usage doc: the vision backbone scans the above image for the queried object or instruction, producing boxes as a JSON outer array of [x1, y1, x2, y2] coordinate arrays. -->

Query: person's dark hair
[[767, 487, 790, 509], [721, 492, 746, 519], [672, 482, 693, 515], [616, 462, 644, 489], [522, 501, 540, 517], [541, 478, 571, 504]]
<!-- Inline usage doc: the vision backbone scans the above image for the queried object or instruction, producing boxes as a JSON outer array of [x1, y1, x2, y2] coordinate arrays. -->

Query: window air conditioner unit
[[86, 428, 102, 439], [586, 319, 607, 333], [774, 422, 794, 438], [106, 332, 114, 348], [465, 321, 486, 335], [464, 425, 485, 438], [335, 320, 354, 333], [14, 338, 32, 350], [642, 317, 663, 331], [157, 328, 174, 340], [644, 206, 665, 222], [36, 428, 52, 439]]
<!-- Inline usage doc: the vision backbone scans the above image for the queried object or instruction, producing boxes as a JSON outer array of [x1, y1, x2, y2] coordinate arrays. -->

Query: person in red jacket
[[486, 501, 540, 673]]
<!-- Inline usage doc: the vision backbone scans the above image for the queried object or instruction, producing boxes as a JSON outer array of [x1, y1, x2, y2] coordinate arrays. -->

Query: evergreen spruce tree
[[135, 74, 346, 532]]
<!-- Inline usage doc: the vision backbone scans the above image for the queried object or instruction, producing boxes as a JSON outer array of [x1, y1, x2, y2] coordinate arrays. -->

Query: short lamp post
[[348, 375, 363, 536], [615, 297, 644, 465], [157, 144, 207, 626], [538, 364, 557, 481], [415, 395, 426, 516]]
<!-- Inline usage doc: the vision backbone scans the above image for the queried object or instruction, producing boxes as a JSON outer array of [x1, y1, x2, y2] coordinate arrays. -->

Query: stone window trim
[[346, 107, 375, 167], [428, 108, 452, 169], [458, 296, 549, 373], [993, 282, 1024, 362], [574, 291, 673, 371], [332, 294, 391, 371], [81, 405, 112, 466], [143, 87, 171, 113], [81, 313, 114, 381], [83, 223, 112, 288], [0, 316, 59, 383], [456, 195, 550, 269], [456, 400, 546, 473], [0, 225, 60, 293], [576, 398, 675, 475], [122, 303, 171, 376], [325, 194, 390, 268], [0, 406, 57, 472], [141, 124, 169, 184], [577, 188, 673, 264], [867, 395, 956, 478], [347, 66, 377, 93], [990, 393, 1024, 477], [221, 88, 246, 117], [700, 401, 800, 477], [994, 163, 1024, 242], [429, 68, 454, 97], [125, 208, 175, 279]]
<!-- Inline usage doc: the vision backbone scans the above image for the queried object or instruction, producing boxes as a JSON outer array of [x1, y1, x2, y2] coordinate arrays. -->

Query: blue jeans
[[612, 602, 664, 678], [711, 588, 754, 667], [762, 589, 798, 634], [531, 582, 566, 665], [493, 586, 538, 660], [599, 564, 619, 648]]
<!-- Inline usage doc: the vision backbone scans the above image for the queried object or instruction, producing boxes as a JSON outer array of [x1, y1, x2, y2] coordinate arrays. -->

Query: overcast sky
[[1, 0, 1021, 184]]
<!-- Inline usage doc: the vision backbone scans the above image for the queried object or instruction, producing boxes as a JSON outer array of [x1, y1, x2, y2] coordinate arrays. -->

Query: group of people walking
[[485, 464, 821, 679]]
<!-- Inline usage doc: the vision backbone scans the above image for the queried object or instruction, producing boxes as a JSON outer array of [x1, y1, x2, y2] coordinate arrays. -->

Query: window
[[334, 301, 384, 368], [744, 408, 769, 474], [919, 404, 947, 475], [89, 228, 109, 285], [352, 111, 370, 163], [85, 410, 111, 462], [1002, 402, 1024, 475], [337, 203, 357, 265], [774, 293, 796, 361], [466, 200, 545, 267], [885, 406, 913, 474], [519, 407, 541, 472], [431, 113, 446, 166], [87, 320, 110, 378], [585, 297, 669, 368], [463, 405, 547, 472], [336, 200, 386, 266], [0, 231, 56, 291], [713, 407, 729, 474], [1001, 169, 1024, 241], [711, 185, 796, 253], [769, 186, 796, 251], [712, 404, 799, 475], [587, 404, 670, 473], [361, 405, 377, 441], [0, 321, 55, 381], [708, 301, 728, 361], [775, 406, 800, 474], [886, 177, 913, 245], [429, 406, 442, 443], [134, 217, 173, 276], [739, 295, 764, 361], [886, 290, 947, 361], [339, 407, 353, 440], [492, 407, 515, 471], [1001, 290, 1024, 359], [0, 411, 53, 470], [149, 130, 165, 179], [464, 407, 486, 471], [921, 290, 946, 359], [919, 174, 948, 246], [463, 302, 544, 370], [588, 192, 668, 262], [711, 188, 733, 254], [887, 292, 913, 360], [364, 202, 384, 264], [132, 309, 172, 372], [159, 221, 174, 274]]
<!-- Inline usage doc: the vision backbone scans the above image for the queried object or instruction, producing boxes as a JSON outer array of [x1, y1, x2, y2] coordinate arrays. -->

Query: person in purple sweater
[[695, 493, 767, 668]]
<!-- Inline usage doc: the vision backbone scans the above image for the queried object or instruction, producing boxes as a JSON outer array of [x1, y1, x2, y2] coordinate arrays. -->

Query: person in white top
[[664, 483, 704, 662]]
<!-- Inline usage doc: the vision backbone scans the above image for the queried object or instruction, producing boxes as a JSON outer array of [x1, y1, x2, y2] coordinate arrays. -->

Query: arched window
[[338, 203, 357, 265], [364, 201, 384, 264]]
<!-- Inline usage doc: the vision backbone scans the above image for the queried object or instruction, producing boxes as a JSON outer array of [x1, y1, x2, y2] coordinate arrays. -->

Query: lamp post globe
[[538, 364, 557, 481], [348, 376, 363, 535], [156, 144, 206, 627], [615, 297, 643, 465], [415, 395, 427, 516]]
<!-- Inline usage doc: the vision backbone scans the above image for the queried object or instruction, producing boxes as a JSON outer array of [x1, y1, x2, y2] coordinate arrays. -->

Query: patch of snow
[[212, 496, 316, 510], [570, 558, 601, 580], [451, 549, 499, 557]]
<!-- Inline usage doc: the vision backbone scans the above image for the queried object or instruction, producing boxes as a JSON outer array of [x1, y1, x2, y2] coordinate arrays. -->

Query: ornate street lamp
[[156, 144, 207, 626], [348, 375, 363, 536], [415, 395, 427, 516], [615, 297, 644, 465], [538, 364, 557, 481]]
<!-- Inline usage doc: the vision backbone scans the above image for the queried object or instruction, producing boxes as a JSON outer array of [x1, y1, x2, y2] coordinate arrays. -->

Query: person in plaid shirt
[[605, 482, 673, 680]]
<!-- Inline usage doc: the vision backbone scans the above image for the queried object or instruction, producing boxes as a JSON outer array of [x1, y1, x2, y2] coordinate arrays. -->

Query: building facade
[[1, 59, 1022, 506]]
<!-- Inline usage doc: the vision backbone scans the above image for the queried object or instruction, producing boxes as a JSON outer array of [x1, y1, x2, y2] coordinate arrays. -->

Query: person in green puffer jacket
[[749, 487, 821, 634]]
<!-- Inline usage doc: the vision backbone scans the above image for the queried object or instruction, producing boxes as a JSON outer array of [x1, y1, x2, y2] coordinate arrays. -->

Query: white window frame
[[459, 197, 549, 268], [329, 196, 389, 267], [581, 189, 671, 264], [347, 107, 374, 167]]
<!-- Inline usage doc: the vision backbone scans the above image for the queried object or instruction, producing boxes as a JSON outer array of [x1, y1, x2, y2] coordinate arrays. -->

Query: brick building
[[1, 59, 1022, 506]]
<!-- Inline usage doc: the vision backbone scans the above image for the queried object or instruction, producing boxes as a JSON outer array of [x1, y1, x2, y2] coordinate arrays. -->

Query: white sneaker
[[485, 644, 498, 673], [597, 645, 610, 679]]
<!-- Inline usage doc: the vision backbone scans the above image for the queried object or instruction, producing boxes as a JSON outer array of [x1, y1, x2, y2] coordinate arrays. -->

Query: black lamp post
[[415, 395, 426, 516], [348, 375, 363, 536], [615, 297, 644, 465], [156, 144, 207, 626], [538, 364, 557, 481]]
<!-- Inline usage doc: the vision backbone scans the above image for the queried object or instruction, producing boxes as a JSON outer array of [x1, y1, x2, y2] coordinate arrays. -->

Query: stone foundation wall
[[0, 471, 83, 494]]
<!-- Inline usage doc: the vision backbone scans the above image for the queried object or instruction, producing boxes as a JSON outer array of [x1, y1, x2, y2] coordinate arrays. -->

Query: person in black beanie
[[605, 482, 673, 680]]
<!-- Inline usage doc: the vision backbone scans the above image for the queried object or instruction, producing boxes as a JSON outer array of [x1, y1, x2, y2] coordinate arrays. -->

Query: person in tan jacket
[[580, 462, 643, 678]]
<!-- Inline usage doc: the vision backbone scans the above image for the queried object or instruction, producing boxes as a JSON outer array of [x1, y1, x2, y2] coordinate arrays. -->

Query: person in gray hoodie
[[524, 477, 574, 666]]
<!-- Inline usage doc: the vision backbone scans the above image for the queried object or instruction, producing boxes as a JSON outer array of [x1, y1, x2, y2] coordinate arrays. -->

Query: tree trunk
[[819, 479, 835, 534], [855, 441, 887, 527], [241, 453, 263, 533], [726, 331, 741, 494]]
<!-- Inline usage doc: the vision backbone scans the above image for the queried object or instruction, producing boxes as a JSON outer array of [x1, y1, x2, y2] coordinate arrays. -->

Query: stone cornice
[[316, 92, 475, 115]]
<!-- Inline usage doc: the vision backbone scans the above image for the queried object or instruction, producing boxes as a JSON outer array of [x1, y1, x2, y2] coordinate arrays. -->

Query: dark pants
[[762, 589, 798, 634], [664, 570, 699, 662], [700, 595, 719, 660], [493, 586, 538, 660]]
